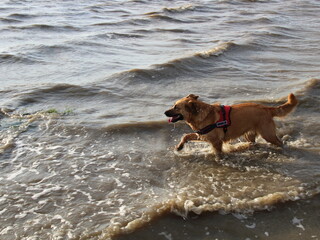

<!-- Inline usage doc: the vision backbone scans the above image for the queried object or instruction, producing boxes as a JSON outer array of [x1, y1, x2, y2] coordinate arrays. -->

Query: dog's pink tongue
[[168, 117, 173, 123]]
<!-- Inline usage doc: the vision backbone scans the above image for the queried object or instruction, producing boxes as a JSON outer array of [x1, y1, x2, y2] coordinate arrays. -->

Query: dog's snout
[[164, 110, 171, 117], [165, 108, 177, 116]]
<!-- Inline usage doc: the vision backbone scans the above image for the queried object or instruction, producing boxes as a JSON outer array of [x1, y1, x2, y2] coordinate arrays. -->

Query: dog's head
[[164, 94, 200, 123]]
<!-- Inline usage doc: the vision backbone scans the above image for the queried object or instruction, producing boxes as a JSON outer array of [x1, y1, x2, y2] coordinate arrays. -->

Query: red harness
[[196, 105, 232, 135]]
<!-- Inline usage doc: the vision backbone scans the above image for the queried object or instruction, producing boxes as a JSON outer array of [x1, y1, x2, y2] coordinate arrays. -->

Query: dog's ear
[[185, 100, 199, 115], [187, 94, 199, 100]]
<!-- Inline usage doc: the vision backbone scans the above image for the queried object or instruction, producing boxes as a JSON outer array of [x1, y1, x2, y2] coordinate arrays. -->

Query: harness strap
[[221, 104, 227, 133], [196, 105, 232, 135]]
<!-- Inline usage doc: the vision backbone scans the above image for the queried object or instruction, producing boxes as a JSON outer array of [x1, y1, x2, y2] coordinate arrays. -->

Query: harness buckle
[[216, 120, 228, 128]]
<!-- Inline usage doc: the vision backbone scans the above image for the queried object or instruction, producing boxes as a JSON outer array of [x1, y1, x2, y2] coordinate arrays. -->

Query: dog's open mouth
[[168, 114, 183, 123]]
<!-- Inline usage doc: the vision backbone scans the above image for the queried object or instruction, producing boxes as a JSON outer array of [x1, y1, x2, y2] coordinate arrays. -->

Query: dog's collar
[[196, 105, 232, 135]]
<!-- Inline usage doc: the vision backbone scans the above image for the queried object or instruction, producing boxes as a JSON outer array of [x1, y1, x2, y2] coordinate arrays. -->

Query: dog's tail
[[270, 93, 298, 117]]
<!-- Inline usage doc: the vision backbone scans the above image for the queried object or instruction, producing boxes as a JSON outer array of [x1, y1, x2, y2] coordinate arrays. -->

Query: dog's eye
[[174, 105, 178, 110]]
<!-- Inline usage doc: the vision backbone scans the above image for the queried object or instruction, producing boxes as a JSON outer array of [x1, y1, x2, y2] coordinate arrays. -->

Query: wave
[[146, 4, 197, 15], [0, 17, 22, 23], [93, 4, 197, 28], [143, 4, 200, 24], [1, 43, 74, 65], [92, 18, 150, 27], [154, 28, 195, 34], [110, 42, 235, 84], [146, 13, 190, 23], [163, 4, 196, 13], [226, 17, 272, 25], [19, 83, 99, 98], [88, 5, 130, 15], [9, 24, 80, 32], [0, 108, 52, 155], [32, 43, 74, 56], [8, 13, 38, 19], [0, 53, 43, 64], [0, 43, 74, 64], [11, 83, 123, 108], [195, 42, 235, 58], [0, 53, 23, 63], [95, 32, 145, 40], [295, 78, 320, 112], [101, 190, 319, 239], [297, 78, 320, 95]]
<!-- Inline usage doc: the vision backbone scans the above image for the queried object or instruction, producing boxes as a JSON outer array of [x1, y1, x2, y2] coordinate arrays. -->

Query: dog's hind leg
[[258, 121, 283, 147], [176, 133, 199, 151], [245, 132, 256, 143]]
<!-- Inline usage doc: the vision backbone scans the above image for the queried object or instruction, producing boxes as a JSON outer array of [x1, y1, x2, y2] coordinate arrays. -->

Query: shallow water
[[0, 0, 320, 239]]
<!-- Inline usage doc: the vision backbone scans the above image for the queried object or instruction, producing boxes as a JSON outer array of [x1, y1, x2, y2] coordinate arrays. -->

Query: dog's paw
[[175, 144, 184, 151]]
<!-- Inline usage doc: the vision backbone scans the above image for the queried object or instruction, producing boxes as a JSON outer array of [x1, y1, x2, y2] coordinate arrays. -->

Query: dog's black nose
[[164, 110, 171, 117]]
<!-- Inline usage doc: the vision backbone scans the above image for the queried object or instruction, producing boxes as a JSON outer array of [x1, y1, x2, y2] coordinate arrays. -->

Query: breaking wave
[[111, 42, 235, 84]]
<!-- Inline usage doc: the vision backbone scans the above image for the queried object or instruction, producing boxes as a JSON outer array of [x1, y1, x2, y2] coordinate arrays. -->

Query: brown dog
[[165, 94, 298, 155]]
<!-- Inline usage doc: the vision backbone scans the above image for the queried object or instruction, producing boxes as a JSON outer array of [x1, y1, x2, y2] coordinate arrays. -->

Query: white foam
[[158, 232, 173, 240], [0, 208, 7, 215], [25, 146, 43, 155], [68, 148, 79, 155], [114, 178, 124, 188], [47, 145, 64, 150], [122, 173, 130, 177], [119, 206, 127, 216], [15, 212, 27, 219], [288, 138, 312, 148], [0, 226, 13, 235], [292, 217, 305, 231], [74, 175, 82, 180], [174, 141, 213, 156], [232, 212, 248, 220], [32, 186, 62, 200], [76, 190, 94, 202], [7, 167, 26, 180], [0, 136, 14, 153], [97, 153, 113, 159], [129, 191, 142, 197], [164, 4, 195, 13], [52, 214, 72, 227], [245, 223, 256, 229]]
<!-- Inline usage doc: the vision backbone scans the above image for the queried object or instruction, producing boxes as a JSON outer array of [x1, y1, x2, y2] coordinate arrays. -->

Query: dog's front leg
[[176, 133, 199, 151]]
